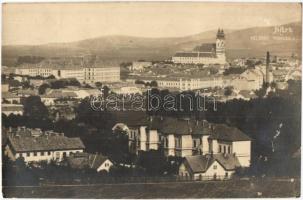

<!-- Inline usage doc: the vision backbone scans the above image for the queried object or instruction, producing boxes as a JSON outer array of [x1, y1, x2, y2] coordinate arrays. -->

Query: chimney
[[266, 51, 270, 83]]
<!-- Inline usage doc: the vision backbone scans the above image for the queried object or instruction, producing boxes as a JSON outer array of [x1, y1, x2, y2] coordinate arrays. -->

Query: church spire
[[216, 28, 225, 39]]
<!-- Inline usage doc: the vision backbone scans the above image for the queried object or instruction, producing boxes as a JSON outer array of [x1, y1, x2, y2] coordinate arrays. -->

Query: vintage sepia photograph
[[1, 2, 302, 198]]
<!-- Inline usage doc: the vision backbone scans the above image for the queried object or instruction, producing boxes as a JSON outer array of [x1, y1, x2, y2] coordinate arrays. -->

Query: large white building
[[113, 117, 251, 168], [14, 60, 120, 84], [5, 127, 85, 163], [172, 29, 226, 65]]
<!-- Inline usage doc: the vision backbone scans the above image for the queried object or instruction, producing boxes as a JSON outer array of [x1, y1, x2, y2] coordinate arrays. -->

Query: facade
[[14, 62, 120, 84], [15, 66, 53, 77], [2, 104, 24, 116], [172, 29, 226, 65], [5, 127, 85, 163], [131, 61, 152, 71], [231, 69, 264, 91]]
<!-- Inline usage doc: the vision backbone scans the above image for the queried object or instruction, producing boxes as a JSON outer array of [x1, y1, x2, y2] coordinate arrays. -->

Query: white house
[[2, 104, 24, 116], [179, 154, 241, 180], [67, 152, 113, 172], [5, 127, 85, 163]]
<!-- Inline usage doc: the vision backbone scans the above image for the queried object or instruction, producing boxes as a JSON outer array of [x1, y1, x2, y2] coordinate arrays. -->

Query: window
[[228, 146, 231, 154], [27, 152, 30, 157], [41, 152, 44, 156], [213, 165, 217, 169], [48, 151, 51, 155], [219, 145, 222, 153], [193, 140, 197, 147], [33, 152, 37, 156]]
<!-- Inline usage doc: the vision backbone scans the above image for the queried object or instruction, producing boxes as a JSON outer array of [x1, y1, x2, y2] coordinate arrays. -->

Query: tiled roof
[[8, 134, 85, 152], [185, 154, 241, 173], [149, 117, 212, 135], [2, 104, 23, 112], [111, 111, 149, 128], [174, 52, 199, 57], [148, 117, 250, 141], [173, 52, 216, 58], [42, 91, 78, 98], [209, 124, 251, 141], [193, 43, 216, 52], [67, 152, 109, 170]]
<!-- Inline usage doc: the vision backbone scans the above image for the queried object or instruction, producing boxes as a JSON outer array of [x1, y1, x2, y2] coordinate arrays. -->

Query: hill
[[2, 22, 301, 66]]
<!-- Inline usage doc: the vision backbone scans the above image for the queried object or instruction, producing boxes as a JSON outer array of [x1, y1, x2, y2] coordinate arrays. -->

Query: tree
[[150, 80, 158, 87], [22, 96, 48, 119], [38, 83, 50, 95], [224, 86, 233, 96], [95, 82, 102, 88]]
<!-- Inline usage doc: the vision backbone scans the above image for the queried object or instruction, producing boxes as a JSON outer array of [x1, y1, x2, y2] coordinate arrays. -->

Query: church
[[172, 29, 226, 65]]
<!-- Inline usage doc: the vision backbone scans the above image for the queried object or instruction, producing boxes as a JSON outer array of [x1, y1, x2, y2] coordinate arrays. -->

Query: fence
[[40, 175, 233, 186]]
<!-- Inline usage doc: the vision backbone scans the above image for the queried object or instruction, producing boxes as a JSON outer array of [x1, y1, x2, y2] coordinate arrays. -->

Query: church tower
[[216, 29, 226, 63]]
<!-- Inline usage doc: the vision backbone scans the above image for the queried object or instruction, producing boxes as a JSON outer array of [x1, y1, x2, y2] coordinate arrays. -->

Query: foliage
[[38, 83, 50, 95], [223, 67, 246, 75], [22, 96, 49, 120]]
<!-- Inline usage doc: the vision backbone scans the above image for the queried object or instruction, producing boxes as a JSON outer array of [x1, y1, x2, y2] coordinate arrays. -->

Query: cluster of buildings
[[13, 57, 120, 84], [172, 29, 226, 65], [113, 116, 251, 179]]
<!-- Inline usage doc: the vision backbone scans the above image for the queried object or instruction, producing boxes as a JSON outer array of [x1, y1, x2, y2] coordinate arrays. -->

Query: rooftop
[[185, 153, 241, 173], [67, 152, 110, 170], [8, 128, 85, 152]]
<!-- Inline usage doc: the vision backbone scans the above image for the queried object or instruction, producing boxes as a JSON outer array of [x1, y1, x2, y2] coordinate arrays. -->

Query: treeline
[[16, 56, 45, 65]]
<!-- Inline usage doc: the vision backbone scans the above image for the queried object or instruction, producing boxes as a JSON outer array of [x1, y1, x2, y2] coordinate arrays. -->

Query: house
[[179, 154, 241, 180], [5, 127, 85, 163], [2, 84, 9, 92], [15, 89, 38, 97], [67, 152, 113, 172], [2, 104, 24, 116], [117, 116, 251, 167], [231, 69, 264, 91], [130, 61, 152, 71], [2, 92, 21, 104], [41, 90, 78, 106]]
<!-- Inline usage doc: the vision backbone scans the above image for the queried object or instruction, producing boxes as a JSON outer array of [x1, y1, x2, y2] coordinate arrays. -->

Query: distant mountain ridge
[[2, 22, 301, 66]]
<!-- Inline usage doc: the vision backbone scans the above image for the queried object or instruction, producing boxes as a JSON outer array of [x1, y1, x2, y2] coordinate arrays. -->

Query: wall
[[148, 130, 159, 150], [8, 147, 84, 163], [139, 126, 147, 151], [97, 159, 113, 172], [232, 141, 251, 167]]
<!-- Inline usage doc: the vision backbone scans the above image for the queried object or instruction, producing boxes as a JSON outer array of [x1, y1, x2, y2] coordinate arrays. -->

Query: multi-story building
[[172, 29, 226, 65], [14, 60, 120, 84], [5, 127, 85, 163], [113, 117, 251, 167]]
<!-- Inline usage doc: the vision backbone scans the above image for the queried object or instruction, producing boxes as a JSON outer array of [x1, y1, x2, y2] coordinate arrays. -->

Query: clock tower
[[216, 29, 226, 62]]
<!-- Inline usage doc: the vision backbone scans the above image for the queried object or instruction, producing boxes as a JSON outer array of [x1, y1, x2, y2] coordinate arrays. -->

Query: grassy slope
[[3, 178, 300, 198]]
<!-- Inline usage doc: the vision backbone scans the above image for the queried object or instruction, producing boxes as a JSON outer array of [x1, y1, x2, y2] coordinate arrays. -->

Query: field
[[3, 178, 300, 198]]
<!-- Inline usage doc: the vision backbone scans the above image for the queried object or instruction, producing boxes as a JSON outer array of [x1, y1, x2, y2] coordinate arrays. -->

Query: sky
[[2, 2, 302, 45]]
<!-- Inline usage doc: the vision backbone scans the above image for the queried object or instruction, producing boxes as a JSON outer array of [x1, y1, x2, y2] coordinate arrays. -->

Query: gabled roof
[[149, 117, 212, 136], [185, 154, 241, 173], [193, 43, 216, 53], [8, 134, 85, 152], [67, 152, 110, 170], [209, 124, 251, 141]]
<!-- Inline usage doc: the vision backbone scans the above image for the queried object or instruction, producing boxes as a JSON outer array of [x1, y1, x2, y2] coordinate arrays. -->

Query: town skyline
[[3, 2, 301, 45]]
